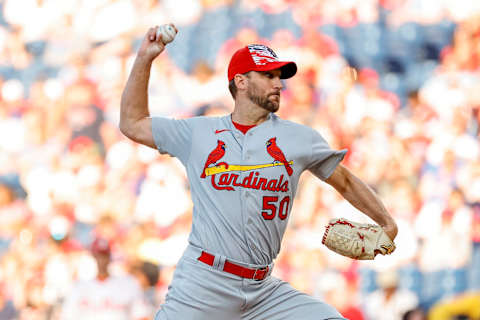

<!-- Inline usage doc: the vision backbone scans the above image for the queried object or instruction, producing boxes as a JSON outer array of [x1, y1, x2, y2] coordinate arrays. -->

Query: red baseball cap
[[228, 44, 297, 81], [91, 237, 111, 255]]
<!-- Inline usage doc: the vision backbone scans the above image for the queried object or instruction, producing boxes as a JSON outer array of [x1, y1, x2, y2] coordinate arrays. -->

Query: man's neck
[[97, 271, 109, 281], [231, 100, 270, 125]]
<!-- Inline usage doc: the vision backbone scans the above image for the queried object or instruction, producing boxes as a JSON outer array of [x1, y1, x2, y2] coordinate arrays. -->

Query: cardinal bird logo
[[266, 137, 293, 176], [201, 140, 228, 178]]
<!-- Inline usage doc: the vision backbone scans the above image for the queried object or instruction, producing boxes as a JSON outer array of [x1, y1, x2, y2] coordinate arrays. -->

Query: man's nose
[[273, 77, 283, 90]]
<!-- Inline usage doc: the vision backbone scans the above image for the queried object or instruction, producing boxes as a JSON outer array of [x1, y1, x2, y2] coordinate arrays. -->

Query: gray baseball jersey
[[151, 113, 347, 266]]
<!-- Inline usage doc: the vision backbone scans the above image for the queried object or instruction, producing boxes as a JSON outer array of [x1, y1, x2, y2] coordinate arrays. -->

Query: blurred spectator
[[18, 276, 49, 320], [60, 238, 149, 320], [131, 261, 161, 318], [172, 60, 226, 110], [0, 183, 15, 206], [363, 270, 419, 320], [0, 283, 17, 320], [402, 307, 427, 320], [319, 270, 365, 320], [416, 188, 472, 271], [428, 292, 480, 320]]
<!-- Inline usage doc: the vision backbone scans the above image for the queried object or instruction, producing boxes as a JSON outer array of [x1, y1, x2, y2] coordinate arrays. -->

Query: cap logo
[[247, 44, 278, 66]]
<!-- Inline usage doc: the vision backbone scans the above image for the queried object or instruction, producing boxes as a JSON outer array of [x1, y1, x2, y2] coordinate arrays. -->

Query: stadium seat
[[358, 268, 378, 293]]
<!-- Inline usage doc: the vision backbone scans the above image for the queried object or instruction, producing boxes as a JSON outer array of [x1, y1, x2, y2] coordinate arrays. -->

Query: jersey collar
[[223, 113, 275, 132]]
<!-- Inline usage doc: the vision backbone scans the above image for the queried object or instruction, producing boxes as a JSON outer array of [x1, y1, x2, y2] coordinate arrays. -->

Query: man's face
[[94, 252, 110, 271], [246, 69, 283, 112]]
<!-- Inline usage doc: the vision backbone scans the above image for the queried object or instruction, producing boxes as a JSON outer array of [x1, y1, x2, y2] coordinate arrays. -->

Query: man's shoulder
[[180, 114, 229, 125], [153, 114, 227, 122], [152, 114, 229, 133], [196, 114, 229, 121]]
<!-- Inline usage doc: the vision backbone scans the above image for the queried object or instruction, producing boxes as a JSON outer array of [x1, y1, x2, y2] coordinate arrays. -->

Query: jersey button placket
[[239, 134, 251, 257], [243, 128, 255, 161], [243, 130, 258, 257], [243, 138, 249, 161]]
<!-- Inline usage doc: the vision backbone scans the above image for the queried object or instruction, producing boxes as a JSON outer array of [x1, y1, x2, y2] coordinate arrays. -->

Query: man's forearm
[[330, 166, 397, 239], [120, 55, 153, 135], [344, 176, 392, 225]]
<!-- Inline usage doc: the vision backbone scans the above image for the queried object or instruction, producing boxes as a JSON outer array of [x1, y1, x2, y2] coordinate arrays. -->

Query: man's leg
[[241, 276, 346, 320], [155, 254, 244, 320]]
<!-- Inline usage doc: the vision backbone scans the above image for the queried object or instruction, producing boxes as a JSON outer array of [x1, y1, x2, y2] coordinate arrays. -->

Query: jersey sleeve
[[151, 116, 193, 163], [306, 129, 348, 180]]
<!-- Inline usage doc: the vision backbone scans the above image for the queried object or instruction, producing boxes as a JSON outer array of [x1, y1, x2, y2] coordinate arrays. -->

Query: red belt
[[197, 251, 270, 281]]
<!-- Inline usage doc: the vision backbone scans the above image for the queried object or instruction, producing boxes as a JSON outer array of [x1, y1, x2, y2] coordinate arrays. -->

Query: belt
[[197, 251, 270, 281]]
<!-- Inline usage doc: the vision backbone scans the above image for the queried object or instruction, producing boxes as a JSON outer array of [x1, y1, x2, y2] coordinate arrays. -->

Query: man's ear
[[234, 73, 248, 91]]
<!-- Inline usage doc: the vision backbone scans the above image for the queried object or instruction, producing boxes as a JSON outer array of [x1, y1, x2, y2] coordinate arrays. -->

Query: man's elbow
[[118, 117, 155, 148], [119, 121, 128, 136], [119, 120, 135, 140]]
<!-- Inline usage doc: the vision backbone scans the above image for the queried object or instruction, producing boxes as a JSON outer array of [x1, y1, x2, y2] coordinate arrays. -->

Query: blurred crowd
[[0, 0, 480, 319]]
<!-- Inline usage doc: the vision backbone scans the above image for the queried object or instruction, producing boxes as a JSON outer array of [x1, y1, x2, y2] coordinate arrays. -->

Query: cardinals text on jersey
[[200, 137, 292, 192]]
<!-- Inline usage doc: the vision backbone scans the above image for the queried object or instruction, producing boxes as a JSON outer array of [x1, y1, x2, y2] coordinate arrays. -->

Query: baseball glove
[[322, 218, 396, 260]]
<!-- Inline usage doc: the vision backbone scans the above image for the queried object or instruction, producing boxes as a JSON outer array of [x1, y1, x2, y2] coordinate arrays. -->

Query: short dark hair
[[228, 72, 251, 99], [228, 79, 237, 99]]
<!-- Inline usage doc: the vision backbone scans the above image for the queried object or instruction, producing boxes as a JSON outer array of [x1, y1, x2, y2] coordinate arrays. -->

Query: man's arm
[[325, 164, 398, 241], [119, 25, 176, 149]]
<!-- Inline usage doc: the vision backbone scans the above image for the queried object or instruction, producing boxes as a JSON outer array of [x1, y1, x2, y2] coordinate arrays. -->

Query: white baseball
[[156, 24, 177, 44]]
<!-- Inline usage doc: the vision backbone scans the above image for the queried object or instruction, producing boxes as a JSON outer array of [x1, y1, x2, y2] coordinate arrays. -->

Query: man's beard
[[247, 83, 280, 113]]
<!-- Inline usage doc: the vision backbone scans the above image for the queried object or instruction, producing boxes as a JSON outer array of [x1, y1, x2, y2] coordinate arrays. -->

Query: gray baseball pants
[[154, 244, 346, 320]]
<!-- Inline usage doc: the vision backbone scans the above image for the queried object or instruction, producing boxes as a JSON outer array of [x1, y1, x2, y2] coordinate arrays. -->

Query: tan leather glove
[[322, 218, 396, 260]]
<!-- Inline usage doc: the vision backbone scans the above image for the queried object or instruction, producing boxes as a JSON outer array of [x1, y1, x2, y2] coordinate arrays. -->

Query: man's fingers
[[169, 23, 179, 34], [148, 27, 156, 41]]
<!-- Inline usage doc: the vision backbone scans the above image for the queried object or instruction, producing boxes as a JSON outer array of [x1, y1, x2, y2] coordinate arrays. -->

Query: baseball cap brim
[[252, 61, 297, 79]]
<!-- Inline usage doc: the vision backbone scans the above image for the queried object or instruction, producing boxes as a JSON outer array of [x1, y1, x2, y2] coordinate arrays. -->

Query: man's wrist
[[382, 219, 398, 240], [135, 53, 155, 66]]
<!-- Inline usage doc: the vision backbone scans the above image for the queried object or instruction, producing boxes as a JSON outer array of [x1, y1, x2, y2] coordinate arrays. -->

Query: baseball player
[[119, 25, 398, 319]]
